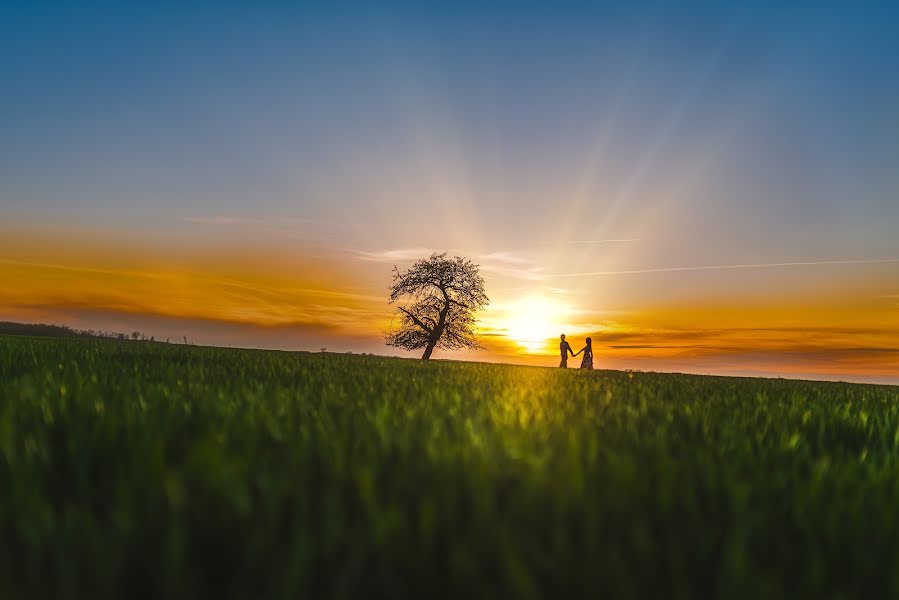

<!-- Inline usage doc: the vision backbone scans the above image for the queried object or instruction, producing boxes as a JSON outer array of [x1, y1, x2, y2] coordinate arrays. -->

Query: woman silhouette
[[574, 337, 593, 370]]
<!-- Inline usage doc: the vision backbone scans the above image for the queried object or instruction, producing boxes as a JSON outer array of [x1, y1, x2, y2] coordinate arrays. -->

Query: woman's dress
[[580, 347, 593, 369]]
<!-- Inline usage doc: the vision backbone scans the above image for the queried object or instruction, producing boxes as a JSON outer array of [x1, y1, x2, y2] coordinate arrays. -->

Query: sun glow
[[502, 296, 570, 354]]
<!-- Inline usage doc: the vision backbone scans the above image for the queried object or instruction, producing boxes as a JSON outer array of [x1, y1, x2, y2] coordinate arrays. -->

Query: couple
[[559, 334, 593, 370]]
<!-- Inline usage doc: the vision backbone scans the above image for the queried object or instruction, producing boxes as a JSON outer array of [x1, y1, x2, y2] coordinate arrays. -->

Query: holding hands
[[559, 334, 595, 370]]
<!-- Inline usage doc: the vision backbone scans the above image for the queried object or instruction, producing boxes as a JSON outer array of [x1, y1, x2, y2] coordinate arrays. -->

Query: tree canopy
[[385, 252, 489, 360]]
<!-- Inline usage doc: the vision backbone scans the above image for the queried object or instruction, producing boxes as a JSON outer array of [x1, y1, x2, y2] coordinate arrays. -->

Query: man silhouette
[[559, 334, 575, 368]]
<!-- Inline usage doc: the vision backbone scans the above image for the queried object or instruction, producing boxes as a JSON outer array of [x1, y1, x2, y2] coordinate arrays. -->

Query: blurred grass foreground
[[2, 335, 899, 598]]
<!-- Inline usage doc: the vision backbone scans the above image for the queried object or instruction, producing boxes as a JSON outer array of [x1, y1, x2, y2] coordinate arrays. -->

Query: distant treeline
[[0, 321, 175, 343]]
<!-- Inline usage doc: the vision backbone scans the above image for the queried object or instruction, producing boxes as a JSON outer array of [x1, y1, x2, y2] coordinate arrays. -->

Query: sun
[[503, 296, 569, 354]]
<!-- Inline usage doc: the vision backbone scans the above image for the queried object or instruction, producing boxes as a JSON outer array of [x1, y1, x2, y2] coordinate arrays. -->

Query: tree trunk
[[421, 324, 444, 360], [421, 295, 450, 360]]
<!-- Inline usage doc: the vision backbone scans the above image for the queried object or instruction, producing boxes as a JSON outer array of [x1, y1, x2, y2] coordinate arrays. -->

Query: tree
[[385, 252, 489, 360]]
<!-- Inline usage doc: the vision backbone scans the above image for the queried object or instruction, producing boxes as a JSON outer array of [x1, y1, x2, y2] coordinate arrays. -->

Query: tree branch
[[448, 298, 473, 309], [398, 307, 433, 334]]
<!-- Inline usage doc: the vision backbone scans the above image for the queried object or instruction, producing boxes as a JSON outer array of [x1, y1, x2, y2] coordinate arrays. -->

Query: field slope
[[2, 335, 899, 598]]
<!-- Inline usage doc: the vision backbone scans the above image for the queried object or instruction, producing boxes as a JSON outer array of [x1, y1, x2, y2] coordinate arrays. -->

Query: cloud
[[577, 325, 899, 371], [180, 216, 322, 228], [479, 251, 531, 264], [565, 238, 642, 244], [479, 261, 545, 281], [609, 344, 728, 350], [0, 255, 385, 333], [477, 251, 546, 281], [356, 247, 547, 281], [179, 216, 355, 242], [535, 239, 640, 247], [356, 247, 437, 262], [551, 258, 899, 277], [181, 216, 247, 226]]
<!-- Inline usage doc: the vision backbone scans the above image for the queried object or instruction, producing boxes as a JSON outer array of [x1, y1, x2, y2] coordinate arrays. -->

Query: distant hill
[[0, 321, 150, 342]]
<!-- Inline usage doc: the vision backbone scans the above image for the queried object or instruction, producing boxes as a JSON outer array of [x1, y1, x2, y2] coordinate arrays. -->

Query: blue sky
[[3, 1, 897, 238]]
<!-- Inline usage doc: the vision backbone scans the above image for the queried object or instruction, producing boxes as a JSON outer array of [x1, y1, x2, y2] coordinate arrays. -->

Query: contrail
[[551, 258, 899, 277]]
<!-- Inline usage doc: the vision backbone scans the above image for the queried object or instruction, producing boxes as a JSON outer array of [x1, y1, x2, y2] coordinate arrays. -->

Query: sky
[[1, 0, 898, 383]]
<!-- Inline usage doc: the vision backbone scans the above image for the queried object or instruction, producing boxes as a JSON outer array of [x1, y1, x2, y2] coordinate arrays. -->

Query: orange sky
[[2, 222, 897, 384], [3, 1, 899, 386]]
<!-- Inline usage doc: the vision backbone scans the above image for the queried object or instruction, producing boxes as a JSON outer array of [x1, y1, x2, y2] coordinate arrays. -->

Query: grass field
[[2, 334, 899, 598]]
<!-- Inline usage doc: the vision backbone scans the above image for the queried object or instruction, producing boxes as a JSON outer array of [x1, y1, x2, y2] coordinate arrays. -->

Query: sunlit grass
[[1, 334, 898, 598]]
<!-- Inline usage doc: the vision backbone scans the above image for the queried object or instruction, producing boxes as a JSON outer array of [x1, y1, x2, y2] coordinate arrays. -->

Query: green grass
[[2, 334, 899, 599]]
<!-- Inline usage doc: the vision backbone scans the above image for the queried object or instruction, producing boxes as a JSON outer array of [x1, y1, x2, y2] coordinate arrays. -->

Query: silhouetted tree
[[385, 252, 489, 360]]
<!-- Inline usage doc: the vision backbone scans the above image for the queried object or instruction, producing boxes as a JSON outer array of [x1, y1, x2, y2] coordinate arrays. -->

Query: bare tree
[[385, 252, 489, 360]]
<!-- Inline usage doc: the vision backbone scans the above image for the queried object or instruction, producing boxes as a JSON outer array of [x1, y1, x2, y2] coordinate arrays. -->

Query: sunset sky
[[2, 1, 898, 383]]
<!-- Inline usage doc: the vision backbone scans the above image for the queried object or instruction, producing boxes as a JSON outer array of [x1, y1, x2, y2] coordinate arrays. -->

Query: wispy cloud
[[179, 216, 353, 239], [479, 256, 545, 281], [479, 251, 531, 264], [566, 238, 642, 244], [356, 248, 547, 281], [182, 216, 320, 227], [182, 216, 249, 226], [479, 265, 545, 281], [356, 247, 436, 262], [551, 258, 899, 278], [535, 238, 640, 247]]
